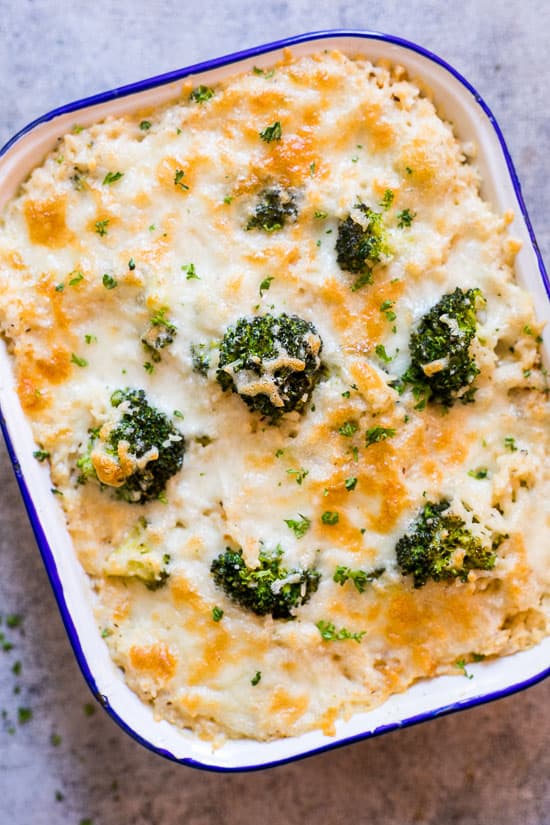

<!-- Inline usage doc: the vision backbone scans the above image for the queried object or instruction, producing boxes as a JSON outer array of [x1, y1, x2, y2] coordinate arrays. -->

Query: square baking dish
[[0, 30, 548, 771]]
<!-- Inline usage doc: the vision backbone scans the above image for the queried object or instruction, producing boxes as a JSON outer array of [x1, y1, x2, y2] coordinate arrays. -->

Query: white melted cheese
[[0, 50, 548, 741]]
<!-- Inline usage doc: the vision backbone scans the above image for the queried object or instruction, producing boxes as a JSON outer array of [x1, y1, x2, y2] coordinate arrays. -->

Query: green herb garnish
[[103, 171, 124, 185], [397, 208, 416, 228], [102, 273, 117, 289], [259, 276, 274, 296], [338, 420, 358, 437], [94, 219, 109, 236], [287, 467, 308, 485], [284, 514, 311, 539], [174, 169, 189, 191], [259, 121, 282, 143], [71, 353, 88, 368], [365, 426, 396, 446], [333, 565, 385, 592], [190, 85, 215, 103], [316, 620, 365, 643]]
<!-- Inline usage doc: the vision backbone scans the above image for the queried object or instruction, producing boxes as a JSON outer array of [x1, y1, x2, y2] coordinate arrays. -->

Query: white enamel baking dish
[[0, 30, 548, 771]]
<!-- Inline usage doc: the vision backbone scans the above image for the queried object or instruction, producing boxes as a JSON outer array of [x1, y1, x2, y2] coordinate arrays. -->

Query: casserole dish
[[0, 30, 548, 771]]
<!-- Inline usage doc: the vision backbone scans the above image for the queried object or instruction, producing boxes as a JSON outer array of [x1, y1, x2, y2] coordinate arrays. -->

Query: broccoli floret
[[141, 308, 177, 363], [216, 313, 323, 422], [398, 287, 484, 407], [335, 203, 389, 290], [103, 518, 171, 590], [395, 500, 497, 588], [210, 546, 320, 619], [246, 186, 298, 232], [77, 388, 185, 503]]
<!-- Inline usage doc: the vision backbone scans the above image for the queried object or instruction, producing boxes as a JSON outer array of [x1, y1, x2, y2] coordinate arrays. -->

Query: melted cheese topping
[[0, 50, 548, 741]]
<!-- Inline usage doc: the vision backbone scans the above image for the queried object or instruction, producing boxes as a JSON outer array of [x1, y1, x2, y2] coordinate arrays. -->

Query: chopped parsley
[[284, 514, 311, 539], [523, 324, 543, 343], [54, 283, 64, 292], [251, 671, 262, 686], [333, 565, 385, 592], [128, 258, 136, 271], [321, 511, 339, 525], [338, 420, 358, 437], [504, 436, 517, 452], [455, 659, 474, 679], [139, 120, 152, 130], [94, 219, 109, 236], [314, 210, 327, 219], [69, 270, 84, 286], [259, 121, 282, 143], [286, 467, 308, 485], [143, 361, 154, 374], [344, 476, 358, 491], [182, 263, 199, 280], [102, 171, 124, 185], [50, 733, 62, 747], [397, 208, 416, 228], [380, 189, 394, 210], [84, 334, 97, 344], [316, 620, 365, 643], [212, 606, 224, 622], [365, 426, 396, 446], [468, 467, 489, 479], [252, 66, 275, 78], [102, 273, 117, 289], [190, 85, 215, 103], [259, 276, 274, 296], [174, 169, 189, 191], [70, 353, 88, 368], [33, 449, 50, 462], [380, 299, 396, 322], [375, 343, 392, 362], [150, 307, 177, 333]]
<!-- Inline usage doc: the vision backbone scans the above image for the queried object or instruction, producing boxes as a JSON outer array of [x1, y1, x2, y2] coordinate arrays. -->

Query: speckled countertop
[[0, 2, 549, 823]]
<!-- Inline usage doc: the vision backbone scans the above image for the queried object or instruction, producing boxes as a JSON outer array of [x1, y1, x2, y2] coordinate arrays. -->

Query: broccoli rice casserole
[[0, 49, 548, 742]]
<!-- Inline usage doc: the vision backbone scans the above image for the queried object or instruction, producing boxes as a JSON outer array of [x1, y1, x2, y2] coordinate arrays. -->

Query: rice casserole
[[0, 49, 548, 742]]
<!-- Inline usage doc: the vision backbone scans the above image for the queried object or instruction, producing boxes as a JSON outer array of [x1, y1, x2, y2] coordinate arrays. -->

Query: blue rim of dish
[[0, 29, 548, 773]]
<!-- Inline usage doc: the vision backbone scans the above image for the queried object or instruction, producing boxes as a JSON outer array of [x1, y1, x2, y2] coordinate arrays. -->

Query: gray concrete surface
[[0, 1, 549, 823]]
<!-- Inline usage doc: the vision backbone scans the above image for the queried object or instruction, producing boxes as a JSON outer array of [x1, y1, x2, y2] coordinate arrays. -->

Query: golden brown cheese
[[0, 50, 548, 742]]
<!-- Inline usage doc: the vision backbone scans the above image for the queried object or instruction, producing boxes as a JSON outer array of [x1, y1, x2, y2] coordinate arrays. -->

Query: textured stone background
[[0, 2, 549, 823]]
